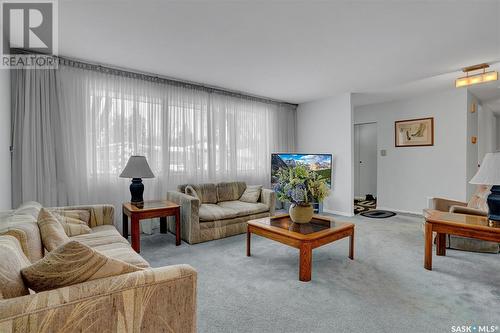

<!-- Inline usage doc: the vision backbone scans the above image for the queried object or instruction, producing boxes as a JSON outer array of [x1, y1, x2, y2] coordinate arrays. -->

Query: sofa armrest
[[51, 204, 115, 228], [0, 264, 197, 333], [449, 205, 488, 217], [167, 191, 201, 244], [428, 197, 467, 212], [260, 189, 276, 216]]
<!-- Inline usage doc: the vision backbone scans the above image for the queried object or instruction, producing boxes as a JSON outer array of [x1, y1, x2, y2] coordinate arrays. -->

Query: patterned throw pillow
[[37, 208, 70, 252], [50, 209, 92, 236], [0, 235, 31, 299], [239, 185, 263, 203], [21, 240, 143, 292], [467, 185, 490, 212], [185, 185, 200, 200]]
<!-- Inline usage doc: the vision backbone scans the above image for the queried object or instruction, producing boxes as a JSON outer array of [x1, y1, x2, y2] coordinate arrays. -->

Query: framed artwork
[[395, 117, 434, 147]]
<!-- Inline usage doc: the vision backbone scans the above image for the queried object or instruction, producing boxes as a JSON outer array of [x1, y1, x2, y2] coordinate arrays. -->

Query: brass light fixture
[[455, 63, 498, 88]]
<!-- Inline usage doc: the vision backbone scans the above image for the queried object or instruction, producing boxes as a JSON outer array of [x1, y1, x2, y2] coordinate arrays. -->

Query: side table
[[122, 200, 181, 252]]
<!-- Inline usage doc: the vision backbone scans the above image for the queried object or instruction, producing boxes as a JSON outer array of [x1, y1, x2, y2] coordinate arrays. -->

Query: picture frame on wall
[[395, 117, 434, 147]]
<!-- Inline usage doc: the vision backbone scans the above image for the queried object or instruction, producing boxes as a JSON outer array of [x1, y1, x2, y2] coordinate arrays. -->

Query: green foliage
[[273, 164, 330, 205]]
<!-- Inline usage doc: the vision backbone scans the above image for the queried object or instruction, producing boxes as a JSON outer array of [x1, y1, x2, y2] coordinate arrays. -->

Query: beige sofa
[[0, 202, 197, 333], [427, 185, 499, 253], [167, 182, 276, 244]]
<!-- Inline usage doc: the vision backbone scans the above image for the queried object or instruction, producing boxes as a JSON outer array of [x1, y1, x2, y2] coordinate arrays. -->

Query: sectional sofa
[[0, 202, 197, 333]]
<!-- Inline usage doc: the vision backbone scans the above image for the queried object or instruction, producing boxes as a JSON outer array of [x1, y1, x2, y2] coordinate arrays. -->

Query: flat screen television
[[271, 153, 332, 188]]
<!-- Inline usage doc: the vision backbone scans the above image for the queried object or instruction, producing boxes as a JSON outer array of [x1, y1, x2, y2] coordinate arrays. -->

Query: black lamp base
[[487, 185, 500, 222], [130, 178, 144, 205]]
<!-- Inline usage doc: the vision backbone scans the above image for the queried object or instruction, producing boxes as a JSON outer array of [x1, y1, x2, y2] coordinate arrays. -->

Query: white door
[[354, 123, 377, 198]]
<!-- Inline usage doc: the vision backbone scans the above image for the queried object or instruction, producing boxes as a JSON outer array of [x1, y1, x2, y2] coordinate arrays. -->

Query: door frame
[[354, 121, 378, 201]]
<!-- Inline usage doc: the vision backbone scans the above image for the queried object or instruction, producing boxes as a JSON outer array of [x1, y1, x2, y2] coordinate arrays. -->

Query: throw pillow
[[56, 209, 91, 224], [50, 209, 92, 236], [185, 185, 200, 199], [0, 235, 31, 299], [38, 208, 70, 252], [240, 185, 263, 203], [21, 240, 143, 292]]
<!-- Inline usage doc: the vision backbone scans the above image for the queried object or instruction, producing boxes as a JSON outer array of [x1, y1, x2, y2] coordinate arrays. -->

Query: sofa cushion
[[199, 204, 238, 222], [182, 184, 217, 204], [216, 182, 246, 202], [91, 242, 150, 268], [239, 185, 262, 203], [38, 208, 70, 252], [217, 201, 269, 217], [71, 225, 130, 247], [14, 201, 42, 219], [72, 225, 150, 268], [51, 211, 92, 237], [0, 235, 31, 299], [51, 209, 91, 225], [21, 241, 143, 292], [0, 219, 43, 263]]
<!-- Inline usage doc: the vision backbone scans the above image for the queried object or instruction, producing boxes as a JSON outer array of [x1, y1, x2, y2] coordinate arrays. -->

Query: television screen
[[271, 153, 332, 188]]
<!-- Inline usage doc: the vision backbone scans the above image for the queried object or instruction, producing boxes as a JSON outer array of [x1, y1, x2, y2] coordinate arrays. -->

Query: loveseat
[[167, 182, 276, 244], [0, 202, 197, 333]]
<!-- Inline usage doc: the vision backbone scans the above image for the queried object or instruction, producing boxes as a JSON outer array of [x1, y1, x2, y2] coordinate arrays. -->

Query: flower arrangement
[[273, 164, 329, 206]]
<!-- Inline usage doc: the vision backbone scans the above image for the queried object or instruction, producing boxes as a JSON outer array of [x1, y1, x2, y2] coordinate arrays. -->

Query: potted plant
[[273, 164, 330, 223]]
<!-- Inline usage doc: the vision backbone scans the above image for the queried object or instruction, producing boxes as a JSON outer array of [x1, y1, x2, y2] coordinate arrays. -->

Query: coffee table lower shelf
[[246, 214, 355, 282]]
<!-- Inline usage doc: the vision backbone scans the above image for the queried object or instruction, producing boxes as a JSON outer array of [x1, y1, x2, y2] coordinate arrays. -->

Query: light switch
[[380, 149, 387, 156]]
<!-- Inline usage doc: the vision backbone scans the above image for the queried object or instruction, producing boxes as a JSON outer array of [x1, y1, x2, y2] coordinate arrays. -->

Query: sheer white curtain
[[51, 64, 296, 227]]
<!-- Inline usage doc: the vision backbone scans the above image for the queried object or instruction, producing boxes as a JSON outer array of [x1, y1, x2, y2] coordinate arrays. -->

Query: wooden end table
[[247, 214, 355, 282], [423, 209, 500, 270], [122, 200, 181, 253]]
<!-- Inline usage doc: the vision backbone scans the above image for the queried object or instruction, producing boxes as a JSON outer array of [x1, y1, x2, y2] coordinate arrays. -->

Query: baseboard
[[376, 206, 422, 216], [323, 208, 354, 217]]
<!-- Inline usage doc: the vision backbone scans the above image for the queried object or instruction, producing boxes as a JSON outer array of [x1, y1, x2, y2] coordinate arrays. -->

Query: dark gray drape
[[11, 68, 66, 207]]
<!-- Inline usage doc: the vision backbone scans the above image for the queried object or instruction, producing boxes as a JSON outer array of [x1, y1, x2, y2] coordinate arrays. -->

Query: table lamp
[[469, 152, 500, 222], [119, 155, 155, 204]]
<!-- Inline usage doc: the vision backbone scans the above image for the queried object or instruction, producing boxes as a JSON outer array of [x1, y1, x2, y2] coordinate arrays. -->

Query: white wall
[[297, 94, 353, 216], [477, 104, 497, 163], [466, 92, 479, 199], [354, 89, 468, 214], [0, 70, 11, 210]]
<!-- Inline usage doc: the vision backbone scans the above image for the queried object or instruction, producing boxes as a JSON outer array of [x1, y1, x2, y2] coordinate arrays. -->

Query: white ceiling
[[58, 0, 500, 104]]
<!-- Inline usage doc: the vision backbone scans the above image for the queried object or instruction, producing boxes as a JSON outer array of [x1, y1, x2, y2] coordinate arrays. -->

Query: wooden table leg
[[349, 227, 354, 260], [299, 242, 312, 282], [131, 216, 140, 253], [436, 233, 446, 256], [175, 208, 181, 246], [122, 212, 128, 239], [160, 217, 167, 234], [424, 222, 433, 270], [247, 228, 251, 257]]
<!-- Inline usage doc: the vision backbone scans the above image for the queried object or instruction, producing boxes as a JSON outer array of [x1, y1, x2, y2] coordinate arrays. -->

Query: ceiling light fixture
[[455, 63, 498, 88]]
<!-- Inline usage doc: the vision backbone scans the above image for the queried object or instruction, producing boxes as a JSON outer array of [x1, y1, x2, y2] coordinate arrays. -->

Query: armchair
[[426, 185, 499, 253]]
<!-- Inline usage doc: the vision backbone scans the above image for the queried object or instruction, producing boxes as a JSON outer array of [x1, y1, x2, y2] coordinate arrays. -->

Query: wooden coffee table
[[247, 214, 355, 282], [423, 209, 500, 270], [122, 200, 181, 253]]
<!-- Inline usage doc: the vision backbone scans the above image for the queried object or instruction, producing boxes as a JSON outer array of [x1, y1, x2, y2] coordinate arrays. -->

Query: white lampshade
[[119, 156, 155, 178], [470, 152, 500, 185]]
